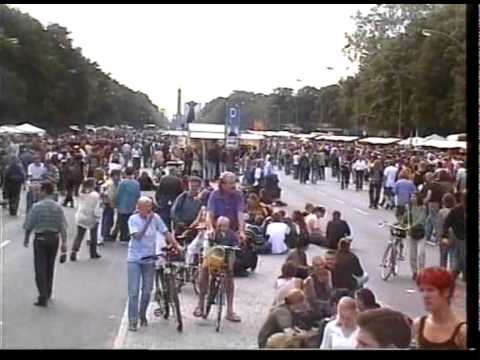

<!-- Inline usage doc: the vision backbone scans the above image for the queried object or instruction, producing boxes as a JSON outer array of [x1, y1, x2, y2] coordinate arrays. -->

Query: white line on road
[[0, 241, 11, 249], [113, 304, 128, 349], [353, 208, 369, 216], [334, 199, 345, 204]]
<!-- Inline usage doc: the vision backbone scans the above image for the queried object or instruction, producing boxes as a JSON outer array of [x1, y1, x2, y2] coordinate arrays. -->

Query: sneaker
[[140, 317, 148, 327], [128, 322, 138, 332], [70, 252, 77, 262], [90, 253, 102, 259]]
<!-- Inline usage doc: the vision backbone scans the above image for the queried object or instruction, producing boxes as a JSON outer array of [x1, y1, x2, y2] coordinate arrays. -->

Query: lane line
[[353, 208, 369, 216], [0, 241, 11, 249], [334, 199, 345, 204], [113, 303, 129, 349]]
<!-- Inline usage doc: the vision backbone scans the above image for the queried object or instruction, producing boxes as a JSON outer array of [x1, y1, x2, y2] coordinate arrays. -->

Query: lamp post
[[422, 29, 463, 48]]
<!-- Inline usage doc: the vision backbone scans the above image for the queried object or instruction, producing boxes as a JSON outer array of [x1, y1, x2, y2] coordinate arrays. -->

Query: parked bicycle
[[203, 244, 241, 332], [378, 221, 408, 281], [141, 247, 183, 332]]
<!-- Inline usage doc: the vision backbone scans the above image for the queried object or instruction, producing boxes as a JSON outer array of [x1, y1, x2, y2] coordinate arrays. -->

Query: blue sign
[[226, 104, 240, 137]]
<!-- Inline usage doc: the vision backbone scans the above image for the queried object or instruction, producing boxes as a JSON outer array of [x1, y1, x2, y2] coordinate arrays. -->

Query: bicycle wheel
[[154, 270, 164, 317], [160, 270, 170, 320], [204, 276, 218, 319], [191, 266, 200, 295], [215, 277, 225, 332], [167, 273, 183, 332], [380, 243, 395, 281]]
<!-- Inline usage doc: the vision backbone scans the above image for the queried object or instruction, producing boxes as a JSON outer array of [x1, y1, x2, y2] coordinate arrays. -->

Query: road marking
[[0, 241, 11, 249], [353, 208, 369, 216], [113, 304, 128, 349], [334, 199, 345, 204]]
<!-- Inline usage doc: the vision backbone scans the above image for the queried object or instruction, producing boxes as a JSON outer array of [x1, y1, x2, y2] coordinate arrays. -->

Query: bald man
[[126, 196, 179, 332]]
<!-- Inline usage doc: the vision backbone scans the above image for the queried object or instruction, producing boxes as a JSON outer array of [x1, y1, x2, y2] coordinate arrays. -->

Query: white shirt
[[75, 191, 102, 229], [293, 154, 300, 165], [384, 165, 398, 188], [352, 159, 368, 171], [266, 222, 290, 254], [305, 213, 325, 235], [28, 163, 46, 180], [320, 320, 357, 349], [132, 148, 141, 158]]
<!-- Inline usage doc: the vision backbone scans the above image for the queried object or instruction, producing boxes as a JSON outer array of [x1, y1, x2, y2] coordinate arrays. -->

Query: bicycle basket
[[204, 246, 226, 273], [390, 225, 408, 239]]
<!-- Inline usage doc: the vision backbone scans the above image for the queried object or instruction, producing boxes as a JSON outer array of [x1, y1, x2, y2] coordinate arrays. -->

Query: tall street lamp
[[422, 29, 463, 48]]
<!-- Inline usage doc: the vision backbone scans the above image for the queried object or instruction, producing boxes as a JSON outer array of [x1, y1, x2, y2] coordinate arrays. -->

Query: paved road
[[1, 191, 127, 349], [1, 169, 466, 349]]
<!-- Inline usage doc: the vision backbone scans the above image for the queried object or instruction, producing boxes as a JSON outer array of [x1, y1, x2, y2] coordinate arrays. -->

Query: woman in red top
[[413, 267, 466, 349]]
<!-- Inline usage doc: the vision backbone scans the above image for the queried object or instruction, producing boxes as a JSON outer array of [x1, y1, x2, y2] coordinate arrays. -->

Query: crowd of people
[[0, 130, 467, 348]]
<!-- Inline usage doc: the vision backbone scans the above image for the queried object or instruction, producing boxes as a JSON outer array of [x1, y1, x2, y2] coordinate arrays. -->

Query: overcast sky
[[11, 4, 373, 117]]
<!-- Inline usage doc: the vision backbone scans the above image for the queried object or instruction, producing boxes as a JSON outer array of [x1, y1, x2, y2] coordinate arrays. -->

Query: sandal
[[193, 307, 204, 318], [225, 313, 241, 323]]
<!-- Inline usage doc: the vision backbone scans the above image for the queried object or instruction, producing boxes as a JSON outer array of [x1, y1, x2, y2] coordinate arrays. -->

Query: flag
[[185, 101, 198, 123]]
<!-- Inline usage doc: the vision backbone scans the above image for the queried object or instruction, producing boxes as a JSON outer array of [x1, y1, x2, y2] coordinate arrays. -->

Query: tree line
[[0, 5, 167, 133], [200, 4, 465, 137]]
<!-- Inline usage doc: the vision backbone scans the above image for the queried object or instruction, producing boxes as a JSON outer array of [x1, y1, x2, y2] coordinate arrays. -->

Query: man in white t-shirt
[[382, 161, 398, 210], [293, 153, 300, 180], [265, 212, 290, 254], [27, 155, 46, 181]]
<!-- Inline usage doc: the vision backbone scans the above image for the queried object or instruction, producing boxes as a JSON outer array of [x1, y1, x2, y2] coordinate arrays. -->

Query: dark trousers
[[143, 155, 151, 169], [64, 181, 75, 206], [184, 161, 192, 176], [72, 224, 98, 256], [119, 213, 132, 242], [355, 170, 364, 191], [319, 166, 325, 180], [6, 181, 22, 215], [33, 233, 59, 301], [300, 168, 310, 184], [340, 170, 350, 189], [293, 165, 299, 179], [102, 205, 115, 240], [369, 183, 382, 208], [308, 233, 327, 247], [132, 157, 141, 171]]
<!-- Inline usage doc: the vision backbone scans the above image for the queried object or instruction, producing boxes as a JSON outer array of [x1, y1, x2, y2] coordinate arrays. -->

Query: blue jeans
[[102, 205, 115, 239], [425, 203, 440, 242], [127, 261, 155, 324]]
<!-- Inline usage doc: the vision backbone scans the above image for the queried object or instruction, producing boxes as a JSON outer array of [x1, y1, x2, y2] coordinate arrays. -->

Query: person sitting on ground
[[245, 193, 271, 224], [273, 261, 303, 306], [320, 296, 358, 349], [354, 288, 381, 312], [326, 211, 351, 250], [305, 206, 327, 247], [331, 238, 364, 293], [258, 289, 310, 348], [304, 256, 334, 321], [286, 236, 310, 279], [265, 211, 291, 254], [355, 308, 413, 349], [246, 214, 270, 254]]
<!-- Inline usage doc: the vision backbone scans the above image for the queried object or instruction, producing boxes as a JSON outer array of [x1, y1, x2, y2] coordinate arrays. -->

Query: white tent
[[420, 139, 466, 149], [0, 125, 23, 134], [398, 137, 425, 146], [424, 134, 446, 141], [358, 137, 401, 145], [446, 133, 466, 141], [315, 135, 359, 142], [15, 123, 46, 135]]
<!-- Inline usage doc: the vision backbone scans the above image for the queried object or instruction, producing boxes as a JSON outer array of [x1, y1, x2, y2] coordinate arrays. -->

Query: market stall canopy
[[240, 133, 265, 141], [0, 125, 23, 134], [14, 123, 46, 134], [188, 123, 225, 133], [294, 133, 317, 139], [420, 139, 466, 149], [165, 130, 188, 137], [424, 134, 446, 141], [69, 125, 81, 132], [398, 137, 425, 146], [96, 125, 115, 131], [358, 137, 401, 145], [446, 133, 466, 141], [315, 135, 359, 142]]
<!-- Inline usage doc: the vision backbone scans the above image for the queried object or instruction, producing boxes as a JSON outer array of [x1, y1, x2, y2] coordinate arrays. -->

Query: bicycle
[[378, 221, 408, 281], [141, 248, 183, 332], [203, 245, 241, 332]]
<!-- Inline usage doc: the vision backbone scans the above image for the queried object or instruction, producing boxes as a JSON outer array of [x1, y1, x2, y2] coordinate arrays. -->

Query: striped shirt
[[24, 197, 67, 238]]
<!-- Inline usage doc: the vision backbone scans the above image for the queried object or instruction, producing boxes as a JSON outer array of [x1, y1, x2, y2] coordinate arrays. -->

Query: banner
[[225, 104, 240, 149]]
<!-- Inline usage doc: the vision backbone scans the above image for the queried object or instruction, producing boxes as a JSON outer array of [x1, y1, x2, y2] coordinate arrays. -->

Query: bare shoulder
[[455, 321, 467, 349]]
